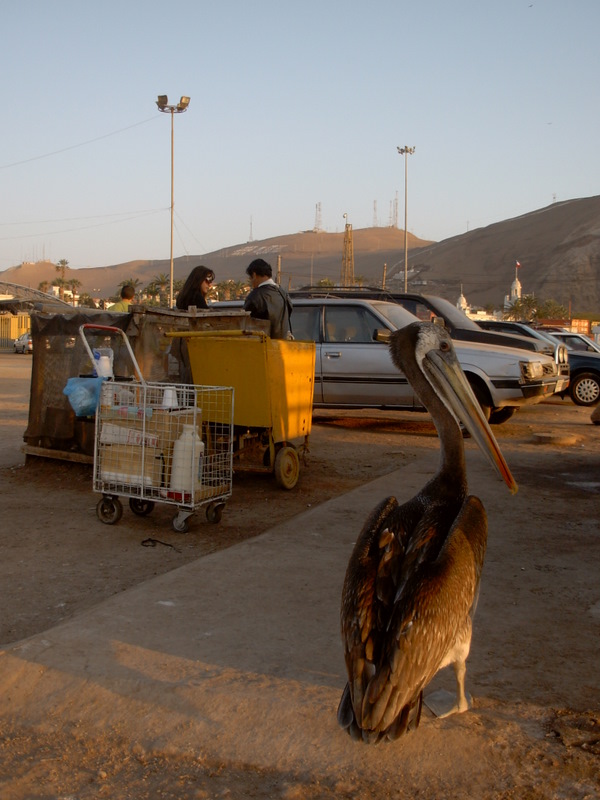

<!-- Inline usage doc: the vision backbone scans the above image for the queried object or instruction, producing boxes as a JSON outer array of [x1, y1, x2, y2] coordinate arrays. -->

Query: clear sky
[[1, 0, 598, 271]]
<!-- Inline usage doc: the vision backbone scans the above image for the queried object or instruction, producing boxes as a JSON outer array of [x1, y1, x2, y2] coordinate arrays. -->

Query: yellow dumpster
[[168, 330, 315, 489]]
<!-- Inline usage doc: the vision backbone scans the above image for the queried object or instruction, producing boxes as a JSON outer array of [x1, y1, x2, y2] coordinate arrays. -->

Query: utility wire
[[0, 208, 166, 241], [0, 116, 159, 170]]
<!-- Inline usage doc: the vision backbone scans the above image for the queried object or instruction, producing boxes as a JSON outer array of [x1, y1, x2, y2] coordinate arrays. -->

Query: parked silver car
[[215, 298, 563, 424], [13, 332, 32, 354]]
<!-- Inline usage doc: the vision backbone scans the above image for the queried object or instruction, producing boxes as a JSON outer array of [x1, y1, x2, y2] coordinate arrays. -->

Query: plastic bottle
[[170, 425, 204, 496]]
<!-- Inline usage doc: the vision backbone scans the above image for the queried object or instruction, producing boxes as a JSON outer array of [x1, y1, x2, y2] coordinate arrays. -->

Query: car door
[[290, 306, 324, 402], [319, 304, 416, 407]]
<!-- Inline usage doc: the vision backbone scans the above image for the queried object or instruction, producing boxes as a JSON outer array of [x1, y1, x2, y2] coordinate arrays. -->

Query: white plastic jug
[[170, 424, 204, 494], [93, 347, 114, 378]]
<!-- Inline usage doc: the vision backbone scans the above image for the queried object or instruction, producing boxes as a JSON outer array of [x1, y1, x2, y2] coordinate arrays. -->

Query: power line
[[0, 208, 165, 241], [0, 209, 164, 227], [0, 116, 159, 170]]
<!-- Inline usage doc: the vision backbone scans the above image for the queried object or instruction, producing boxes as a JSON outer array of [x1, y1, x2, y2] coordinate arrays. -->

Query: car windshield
[[370, 301, 420, 330], [558, 334, 600, 353]]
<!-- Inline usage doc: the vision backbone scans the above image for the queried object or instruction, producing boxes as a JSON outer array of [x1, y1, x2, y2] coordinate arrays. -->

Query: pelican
[[337, 321, 517, 743]]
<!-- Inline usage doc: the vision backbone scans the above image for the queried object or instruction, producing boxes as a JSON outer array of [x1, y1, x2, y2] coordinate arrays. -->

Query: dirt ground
[[0, 352, 599, 799]]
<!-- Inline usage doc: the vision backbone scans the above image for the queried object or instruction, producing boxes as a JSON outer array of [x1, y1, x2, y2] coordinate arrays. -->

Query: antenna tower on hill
[[373, 200, 378, 227], [341, 213, 355, 286], [314, 202, 323, 232]]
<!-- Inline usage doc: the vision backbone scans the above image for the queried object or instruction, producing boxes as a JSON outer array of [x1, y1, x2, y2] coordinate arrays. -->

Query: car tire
[[489, 406, 518, 425], [467, 378, 492, 421], [569, 372, 600, 406]]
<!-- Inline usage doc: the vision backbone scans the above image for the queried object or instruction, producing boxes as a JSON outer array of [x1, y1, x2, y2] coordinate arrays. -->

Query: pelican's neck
[[428, 393, 468, 500]]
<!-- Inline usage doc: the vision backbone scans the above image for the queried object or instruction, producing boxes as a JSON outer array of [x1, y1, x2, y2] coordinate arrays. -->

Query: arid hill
[[405, 196, 600, 312], [2, 195, 599, 312]]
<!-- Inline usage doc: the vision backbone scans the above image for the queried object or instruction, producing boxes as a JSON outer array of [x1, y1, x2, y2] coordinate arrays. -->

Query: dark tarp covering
[[25, 305, 263, 457]]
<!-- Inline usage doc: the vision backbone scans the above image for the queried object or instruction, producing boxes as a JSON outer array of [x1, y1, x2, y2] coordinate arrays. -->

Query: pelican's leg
[[424, 640, 473, 719]]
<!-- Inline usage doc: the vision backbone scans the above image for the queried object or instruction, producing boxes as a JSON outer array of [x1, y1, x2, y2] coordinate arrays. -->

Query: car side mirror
[[374, 328, 391, 342]]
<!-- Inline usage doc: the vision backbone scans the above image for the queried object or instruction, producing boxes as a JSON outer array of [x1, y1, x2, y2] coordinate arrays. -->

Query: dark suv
[[290, 287, 551, 354]]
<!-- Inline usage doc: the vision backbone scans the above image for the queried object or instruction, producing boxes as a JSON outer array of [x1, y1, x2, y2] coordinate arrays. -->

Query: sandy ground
[[0, 352, 599, 799]]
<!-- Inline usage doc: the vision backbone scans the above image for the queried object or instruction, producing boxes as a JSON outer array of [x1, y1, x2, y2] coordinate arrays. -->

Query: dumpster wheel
[[274, 446, 300, 490]]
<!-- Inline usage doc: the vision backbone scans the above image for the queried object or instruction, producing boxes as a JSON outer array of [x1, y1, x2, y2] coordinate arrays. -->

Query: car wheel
[[570, 372, 600, 406], [467, 378, 492, 421], [489, 406, 518, 425]]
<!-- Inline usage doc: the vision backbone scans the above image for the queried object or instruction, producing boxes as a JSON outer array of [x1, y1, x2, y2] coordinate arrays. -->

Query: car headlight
[[557, 345, 568, 364], [520, 360, 544, 381]]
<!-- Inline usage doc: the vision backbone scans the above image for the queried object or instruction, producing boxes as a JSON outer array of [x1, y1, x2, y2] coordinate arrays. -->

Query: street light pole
[[397, 145, 415, 292], [156, 95, 190, 308]]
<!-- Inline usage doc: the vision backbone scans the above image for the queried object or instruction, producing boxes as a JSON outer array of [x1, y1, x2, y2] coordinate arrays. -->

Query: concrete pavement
[[0, 444, 525, 784]]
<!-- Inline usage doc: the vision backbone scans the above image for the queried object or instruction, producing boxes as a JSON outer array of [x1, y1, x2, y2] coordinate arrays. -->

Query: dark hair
[[120, 285, 135, 300], [176, 265, 215, 310], [246, 258, 272, 279]]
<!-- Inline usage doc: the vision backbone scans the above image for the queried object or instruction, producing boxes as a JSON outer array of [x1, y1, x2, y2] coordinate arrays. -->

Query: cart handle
[[79, 324, 145, 383]]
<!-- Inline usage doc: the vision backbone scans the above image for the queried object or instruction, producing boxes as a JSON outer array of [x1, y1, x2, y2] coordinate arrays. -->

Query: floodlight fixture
[[156, 95, 169, 109]]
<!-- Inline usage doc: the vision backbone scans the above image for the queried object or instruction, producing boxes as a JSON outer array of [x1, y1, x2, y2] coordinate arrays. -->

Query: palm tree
[[213, 280, 247, 301], [68, 278, 82, 305], [38, 281, 50, 294], [536, 299, 568, 321], [77, 292, 97, 309], [52, 260, 70, 300], [147, 273, 170, 307], [505, 294, 537, 321], [55, 259, 69, 280], [52, 277, 68, 301]]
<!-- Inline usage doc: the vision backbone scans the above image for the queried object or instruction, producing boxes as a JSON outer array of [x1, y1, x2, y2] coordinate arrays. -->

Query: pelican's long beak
[[425, 348, 518, 494]]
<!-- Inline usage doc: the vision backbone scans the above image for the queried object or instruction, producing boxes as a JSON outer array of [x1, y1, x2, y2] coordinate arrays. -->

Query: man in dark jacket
[[244, 259, 293, 339]]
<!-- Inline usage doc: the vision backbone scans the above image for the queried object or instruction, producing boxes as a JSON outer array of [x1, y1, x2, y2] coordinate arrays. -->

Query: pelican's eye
[[439, 340, 451, 352]]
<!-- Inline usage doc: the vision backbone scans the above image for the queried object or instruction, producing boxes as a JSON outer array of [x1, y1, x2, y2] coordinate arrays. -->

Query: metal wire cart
[[81, 325, 234, 532]]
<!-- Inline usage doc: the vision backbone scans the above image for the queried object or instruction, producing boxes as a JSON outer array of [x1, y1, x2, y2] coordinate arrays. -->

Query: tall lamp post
[[397, 145, 415, 292], [156, 94, 190, 308]]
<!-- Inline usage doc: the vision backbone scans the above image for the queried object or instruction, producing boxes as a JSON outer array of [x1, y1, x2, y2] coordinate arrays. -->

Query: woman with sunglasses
[[172, 265, 215, 381], [175, 265, 215, 310]]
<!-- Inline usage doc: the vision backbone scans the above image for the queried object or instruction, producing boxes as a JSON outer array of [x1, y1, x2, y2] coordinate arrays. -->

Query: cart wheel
[[97, 496, 123, 525], [274, 446, 300, 490], [129, 498, 155, 517], [206, 501, 225, 524], [172, 514, 190, 534]]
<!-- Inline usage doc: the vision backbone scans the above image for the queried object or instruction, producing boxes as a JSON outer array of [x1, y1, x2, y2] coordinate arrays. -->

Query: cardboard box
[[99, 422, 159, 448], [99, 443, 164, 488]]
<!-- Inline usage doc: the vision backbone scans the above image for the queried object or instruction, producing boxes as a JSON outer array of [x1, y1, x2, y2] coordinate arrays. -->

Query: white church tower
[[504, 261, 522, 310], [456, 284, 469, 313]]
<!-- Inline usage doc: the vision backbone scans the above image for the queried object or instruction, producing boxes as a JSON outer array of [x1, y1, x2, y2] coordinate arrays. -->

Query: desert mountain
[[2, 195, 599, 312]]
